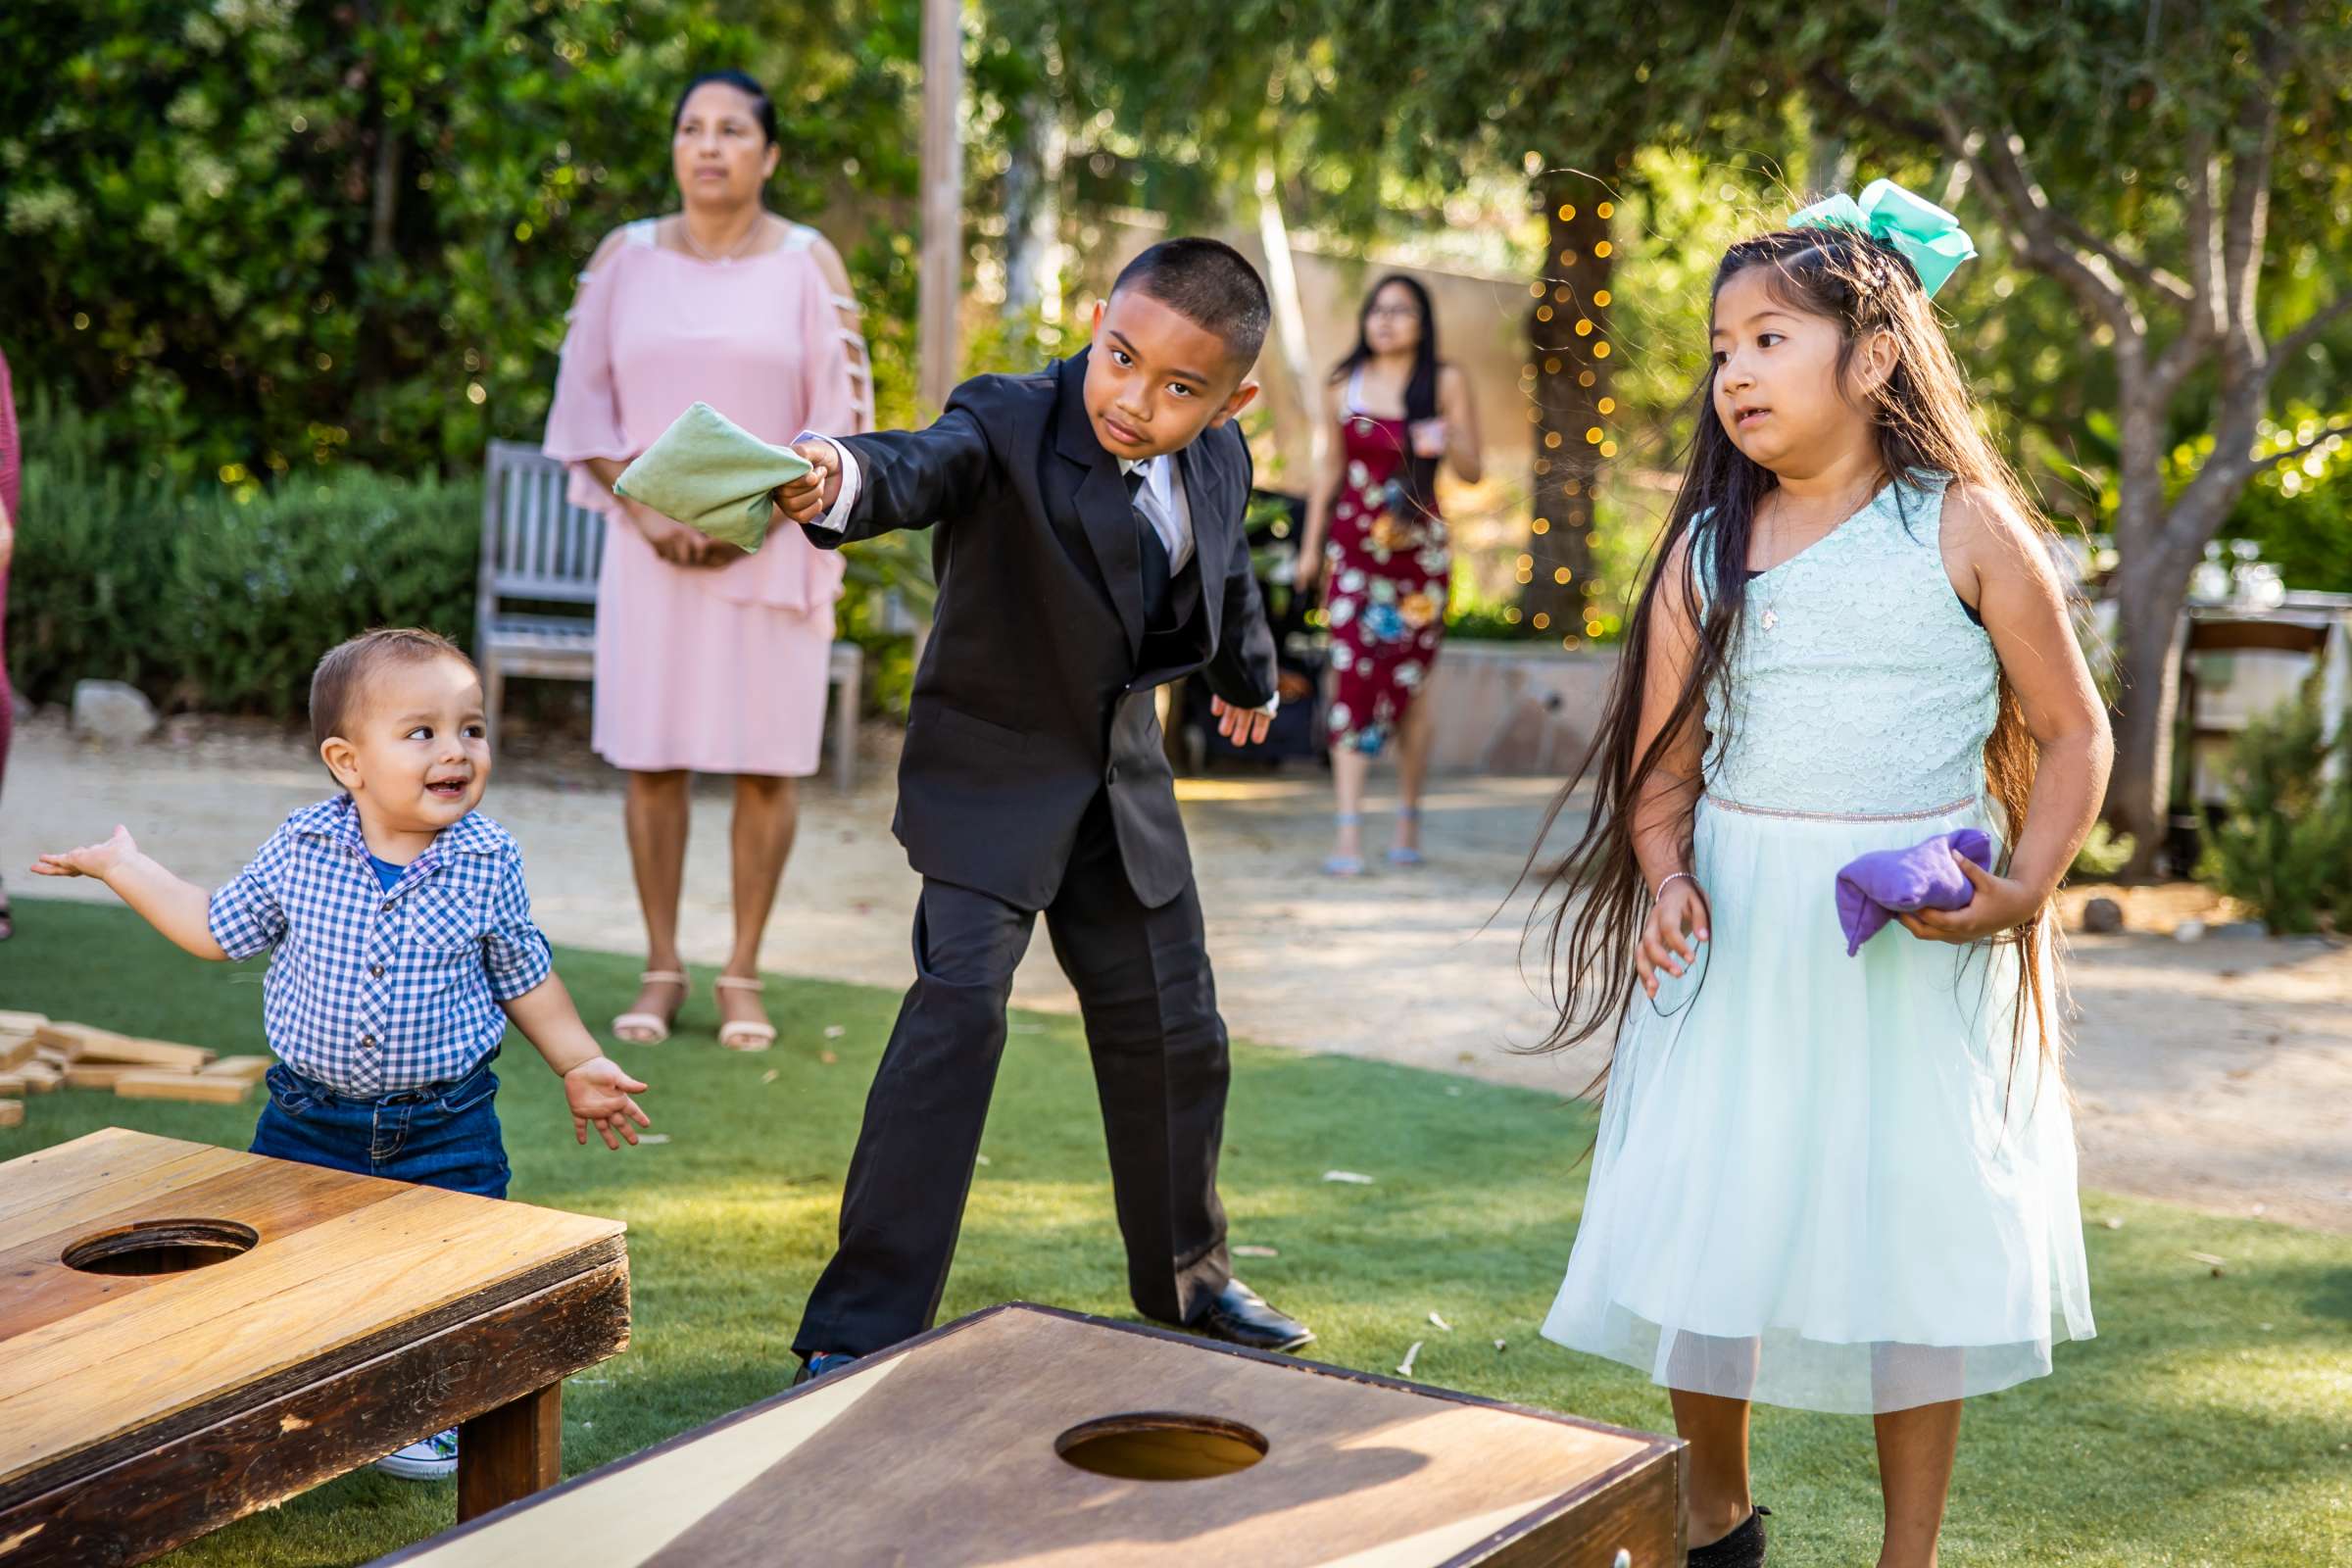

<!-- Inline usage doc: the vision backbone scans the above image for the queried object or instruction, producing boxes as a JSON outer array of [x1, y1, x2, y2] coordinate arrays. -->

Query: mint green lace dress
[[1542, 472, 2095, 1414]]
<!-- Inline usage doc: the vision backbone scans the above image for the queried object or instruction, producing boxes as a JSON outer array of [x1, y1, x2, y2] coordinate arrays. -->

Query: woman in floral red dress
[[1298, 275, 1483, 874]]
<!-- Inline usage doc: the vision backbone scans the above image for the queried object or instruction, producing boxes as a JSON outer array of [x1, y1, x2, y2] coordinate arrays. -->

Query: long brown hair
[[1523, 221, 2058, 1093]]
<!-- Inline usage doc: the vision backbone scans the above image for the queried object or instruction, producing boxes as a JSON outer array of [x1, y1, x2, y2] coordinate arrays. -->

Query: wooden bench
[[475, 441, 862, 791]]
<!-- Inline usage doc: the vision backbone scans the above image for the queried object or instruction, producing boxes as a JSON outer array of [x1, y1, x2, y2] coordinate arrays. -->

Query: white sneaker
[[373, 1428, 459, 1481]]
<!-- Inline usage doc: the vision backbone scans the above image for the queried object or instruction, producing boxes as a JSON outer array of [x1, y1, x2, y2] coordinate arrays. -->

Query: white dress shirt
[[794, 432, 1272, 715]]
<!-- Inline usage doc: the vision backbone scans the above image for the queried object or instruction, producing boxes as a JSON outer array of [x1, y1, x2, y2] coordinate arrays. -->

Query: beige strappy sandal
[[612, 970, 687, 1046], [714, 974, 777, 1052]]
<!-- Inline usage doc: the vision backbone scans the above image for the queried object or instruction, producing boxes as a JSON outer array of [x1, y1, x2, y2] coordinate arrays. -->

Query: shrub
[[6, 390, 181, 702], [10, 392, 929, 721], [167, 470, 482, 720], [14, 434, 478, 719], [0, 1, 923, 480], [2069, 820, 2136, 879], [836, 529, 935, 719], [2197, 696, 2352, 934]]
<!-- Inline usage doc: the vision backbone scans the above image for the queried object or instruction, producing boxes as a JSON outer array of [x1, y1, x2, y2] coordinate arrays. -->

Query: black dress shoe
[[791, 1350, 860, 1387], [1688, 1504, 1769, 1567], [1190, 1279, 1314, 1353]]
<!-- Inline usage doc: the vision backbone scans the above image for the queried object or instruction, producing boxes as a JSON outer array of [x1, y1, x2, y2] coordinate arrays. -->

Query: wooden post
[[457, 1381, 563, 1522], [917, 0, 964, 414]]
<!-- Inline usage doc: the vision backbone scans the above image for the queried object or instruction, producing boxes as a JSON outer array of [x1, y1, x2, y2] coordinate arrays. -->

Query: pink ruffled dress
[[542, 219, 867, 776]]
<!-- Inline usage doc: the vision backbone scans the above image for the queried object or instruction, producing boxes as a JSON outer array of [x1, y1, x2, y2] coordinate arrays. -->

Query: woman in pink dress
[[543, 70, 870, 1050], [1296, 275, 1483, 875]]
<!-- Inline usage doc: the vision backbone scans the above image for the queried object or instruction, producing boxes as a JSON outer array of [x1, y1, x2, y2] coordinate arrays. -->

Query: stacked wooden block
[[0, 1011, 270, 1128]]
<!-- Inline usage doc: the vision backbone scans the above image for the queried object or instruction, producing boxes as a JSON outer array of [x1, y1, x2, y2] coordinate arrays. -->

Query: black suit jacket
[[802, 348, 1279, 910]]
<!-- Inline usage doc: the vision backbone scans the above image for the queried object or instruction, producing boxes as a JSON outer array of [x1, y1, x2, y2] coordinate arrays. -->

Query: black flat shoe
[[792, 1350, 860, 1387], [1189, 1279, 1314, 1353], [1688, 1504, 1769, 1567]]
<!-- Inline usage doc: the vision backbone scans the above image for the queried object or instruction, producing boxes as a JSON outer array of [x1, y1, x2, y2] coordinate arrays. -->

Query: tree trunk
[[368, 123, 400, 261], [2103, 366, 2261, 874], [1000, 105, 1061, 318], [1523, 178, 1611, 637], [2107, 544, 2193, 874], [915, 0, 964, 412], [1253, 160, 1326, 480]]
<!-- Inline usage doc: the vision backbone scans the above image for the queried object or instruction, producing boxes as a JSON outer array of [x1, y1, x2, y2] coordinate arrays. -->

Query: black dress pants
[[792, 801, 1234, 1358]]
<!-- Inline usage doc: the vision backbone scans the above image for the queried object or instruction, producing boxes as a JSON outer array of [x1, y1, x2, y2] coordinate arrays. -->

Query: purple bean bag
[[1836, 829, 1994, 956]]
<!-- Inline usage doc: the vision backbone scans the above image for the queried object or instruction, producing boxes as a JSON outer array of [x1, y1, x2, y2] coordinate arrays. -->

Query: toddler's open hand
[[1636, 876, 1710, 999], [565, 1055, 652, 1150], [32, 824, 139, 882]]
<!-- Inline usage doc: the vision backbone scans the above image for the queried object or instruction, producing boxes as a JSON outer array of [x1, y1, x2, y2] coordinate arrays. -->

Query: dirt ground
[[6, 710, 2346, 1234]]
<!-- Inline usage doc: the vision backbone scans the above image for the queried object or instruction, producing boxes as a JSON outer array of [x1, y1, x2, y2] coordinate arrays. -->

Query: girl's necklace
[[1753, 479, 1883, 632], [679, 211, 763, 263]]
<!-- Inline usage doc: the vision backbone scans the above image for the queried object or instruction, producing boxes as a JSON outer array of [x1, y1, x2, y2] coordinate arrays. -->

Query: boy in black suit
[[773, 239, 1310, 1378]]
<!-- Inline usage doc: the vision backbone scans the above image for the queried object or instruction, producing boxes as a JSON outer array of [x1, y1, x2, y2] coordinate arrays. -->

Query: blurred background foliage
[[4, 0, 2348, 732]]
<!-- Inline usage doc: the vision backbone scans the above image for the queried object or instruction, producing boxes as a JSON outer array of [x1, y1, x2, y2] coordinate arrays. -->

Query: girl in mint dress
[[1533, 184, 2106, 1568]]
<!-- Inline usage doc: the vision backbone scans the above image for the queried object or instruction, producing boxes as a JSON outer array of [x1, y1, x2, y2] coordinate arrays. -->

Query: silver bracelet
[[1653, 871, 1698, 902]]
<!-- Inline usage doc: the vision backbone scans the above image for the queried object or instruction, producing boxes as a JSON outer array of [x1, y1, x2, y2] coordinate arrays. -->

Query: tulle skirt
[[1541, 794, 2095, 1414]]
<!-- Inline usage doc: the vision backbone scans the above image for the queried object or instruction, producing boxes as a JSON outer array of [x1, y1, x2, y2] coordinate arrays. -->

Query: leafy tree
[[2227, 406, 2352, 592], [1312, 5, 1791, 639], [1320, 0, 2352, 863], [1798, 0, 2352, 866], [0, 0, 924, 479]]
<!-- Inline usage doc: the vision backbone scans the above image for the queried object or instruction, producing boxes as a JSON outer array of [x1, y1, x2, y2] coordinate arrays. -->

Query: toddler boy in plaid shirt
[[34, 627, 649, 1480]]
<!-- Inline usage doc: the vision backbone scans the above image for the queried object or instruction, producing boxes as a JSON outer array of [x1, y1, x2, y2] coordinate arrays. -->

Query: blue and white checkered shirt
[[209, 796, 554, 1096]]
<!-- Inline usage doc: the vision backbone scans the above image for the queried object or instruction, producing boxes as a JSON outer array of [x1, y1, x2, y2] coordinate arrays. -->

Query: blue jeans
[[250, 1059, 511, 1199]]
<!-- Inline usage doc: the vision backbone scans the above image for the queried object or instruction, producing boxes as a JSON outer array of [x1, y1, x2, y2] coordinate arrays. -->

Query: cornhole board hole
[[374, 1302, 1683, 1568], [0, 1128, 629, 1567]]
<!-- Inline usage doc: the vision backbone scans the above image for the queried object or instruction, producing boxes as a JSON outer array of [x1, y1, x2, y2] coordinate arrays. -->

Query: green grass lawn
[[3, 898, 2347, 1566]]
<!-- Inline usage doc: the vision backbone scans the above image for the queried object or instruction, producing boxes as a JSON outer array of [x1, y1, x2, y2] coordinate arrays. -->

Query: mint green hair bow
[[1788, 178, 1979, 298]]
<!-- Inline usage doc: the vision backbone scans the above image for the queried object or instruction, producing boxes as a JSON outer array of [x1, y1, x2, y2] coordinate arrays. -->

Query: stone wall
[[1419, 643, 1616, 776]]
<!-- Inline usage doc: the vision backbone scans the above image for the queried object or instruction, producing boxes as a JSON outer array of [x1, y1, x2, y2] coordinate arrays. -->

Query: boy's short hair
[[1110, 238, 1272, 370], [311, 628, 475, 748]]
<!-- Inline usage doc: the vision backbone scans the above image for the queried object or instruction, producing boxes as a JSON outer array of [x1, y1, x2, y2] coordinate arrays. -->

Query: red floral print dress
[[1321, 375, 1449, 754]]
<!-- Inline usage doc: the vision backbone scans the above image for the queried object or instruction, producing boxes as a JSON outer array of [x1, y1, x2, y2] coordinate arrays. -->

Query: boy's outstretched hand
[[1210, 695, 1273, 747], [564, 1056, 653, 1150], [772, 440, 844, 525], [31, 823, 140, 881]]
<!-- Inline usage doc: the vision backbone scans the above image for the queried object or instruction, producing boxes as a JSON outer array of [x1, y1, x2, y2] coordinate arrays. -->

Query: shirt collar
[[290, 795, 502, 864]]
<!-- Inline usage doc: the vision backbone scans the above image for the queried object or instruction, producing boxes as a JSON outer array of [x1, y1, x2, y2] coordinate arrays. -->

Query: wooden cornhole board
[[0, 1128, 629, 1567], [376, 1302, 1683, 1568]]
